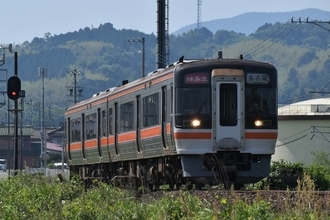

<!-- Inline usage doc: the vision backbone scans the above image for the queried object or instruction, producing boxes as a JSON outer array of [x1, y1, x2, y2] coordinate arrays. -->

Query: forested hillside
[[1, 20, 329, 127]]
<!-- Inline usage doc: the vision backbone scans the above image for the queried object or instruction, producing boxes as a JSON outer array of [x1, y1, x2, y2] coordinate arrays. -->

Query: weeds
[[0, 173, 329, 219]]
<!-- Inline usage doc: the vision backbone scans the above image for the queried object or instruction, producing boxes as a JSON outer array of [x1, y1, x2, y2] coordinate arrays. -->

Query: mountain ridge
[[173, 8, 330, 35]]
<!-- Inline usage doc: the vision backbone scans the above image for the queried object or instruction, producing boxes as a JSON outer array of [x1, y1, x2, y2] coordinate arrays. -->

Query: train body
[[65, 57, 278, 189]]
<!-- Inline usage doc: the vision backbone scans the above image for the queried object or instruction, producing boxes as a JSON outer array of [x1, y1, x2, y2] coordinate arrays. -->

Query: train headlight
[[255, 120, 263, 127], [254, 120, 272, 127], [191, 119, 201, 127]]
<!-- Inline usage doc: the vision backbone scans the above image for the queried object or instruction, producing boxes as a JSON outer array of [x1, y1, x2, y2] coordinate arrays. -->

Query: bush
[[268, 160, 304, 190]]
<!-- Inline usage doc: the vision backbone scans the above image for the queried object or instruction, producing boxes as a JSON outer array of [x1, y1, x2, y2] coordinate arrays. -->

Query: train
[[65, 55, 278, 190]]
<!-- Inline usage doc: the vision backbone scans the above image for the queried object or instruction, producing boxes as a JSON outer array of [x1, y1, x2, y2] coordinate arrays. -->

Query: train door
[[136, 95, 141, 153], [214, 81, 243, 149], [82, 113, 86, 159], [161, 86, 167, 149], [66, 118, 72, 160], [114, 103, 119, 155], [97, 108, 102, 158]]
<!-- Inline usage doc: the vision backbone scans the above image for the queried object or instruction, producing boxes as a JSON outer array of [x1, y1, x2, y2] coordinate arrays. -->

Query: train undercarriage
[[70, 151, 266, 190]]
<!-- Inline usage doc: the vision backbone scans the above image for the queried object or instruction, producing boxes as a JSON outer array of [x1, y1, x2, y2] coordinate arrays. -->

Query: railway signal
[[7, 76, 21, 100]]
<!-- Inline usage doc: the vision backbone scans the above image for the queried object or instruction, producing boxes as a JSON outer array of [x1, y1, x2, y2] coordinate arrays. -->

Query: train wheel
[[165, 170, 175, 190], [195, 183, 204, 190], [224, 182, 231, 190], [185, 182, 193, 190], [234, 183, 244, 190]]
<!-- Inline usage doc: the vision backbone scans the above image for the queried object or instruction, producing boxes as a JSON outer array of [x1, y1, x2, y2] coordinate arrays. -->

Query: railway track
[[138, 189, 330, 211]]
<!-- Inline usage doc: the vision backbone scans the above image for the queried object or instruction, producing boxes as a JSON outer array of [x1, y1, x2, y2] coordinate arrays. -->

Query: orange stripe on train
[[118, 131, 136, 142], [69, 143, 81, 150], [85, 140, 97, 148], [174, 132, 212, 139], [174, 132, 277, 139], [141, 126, 161, 138], [107, 136, 115, 145], [245, 132, 277, 139]]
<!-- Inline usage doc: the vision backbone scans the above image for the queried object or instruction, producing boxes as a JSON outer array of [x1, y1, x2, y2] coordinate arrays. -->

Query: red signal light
[[7, 76, 21, 100]]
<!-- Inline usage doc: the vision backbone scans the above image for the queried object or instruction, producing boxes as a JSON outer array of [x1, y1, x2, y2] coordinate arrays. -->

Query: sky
[[0, 0, 330, 44]]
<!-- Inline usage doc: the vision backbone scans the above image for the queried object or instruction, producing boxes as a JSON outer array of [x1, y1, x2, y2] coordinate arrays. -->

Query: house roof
[[0, 126, 35, 136], [278, 98, 330, 116], [46, 142, 63, 152]]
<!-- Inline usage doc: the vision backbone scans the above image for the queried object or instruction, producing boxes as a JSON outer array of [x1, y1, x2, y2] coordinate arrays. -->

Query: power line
[[241, 21, 300, 59], [249, 23, 301, 58], [241, 19, 292, 56]]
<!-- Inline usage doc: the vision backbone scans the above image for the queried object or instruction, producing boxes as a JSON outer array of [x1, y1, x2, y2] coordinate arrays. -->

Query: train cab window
[[246, 87, 276, 115], [85, 113, 97, 140], [70, 118, 81, 142], [245, 87, 277, 129], [143, 93, 159, 127], [120, 101, 134, 132], [109, 108, 113, 135], [176, 88, 211, 115], [175, 87, 211, 128]]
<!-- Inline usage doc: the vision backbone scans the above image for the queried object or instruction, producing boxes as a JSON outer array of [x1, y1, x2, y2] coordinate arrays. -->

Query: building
[[0, 124, 65, 169], [272, 98, 330, 165]]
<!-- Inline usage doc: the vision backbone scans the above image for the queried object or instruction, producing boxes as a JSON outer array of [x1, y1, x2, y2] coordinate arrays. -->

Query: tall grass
[[0, 174, 329, 219]]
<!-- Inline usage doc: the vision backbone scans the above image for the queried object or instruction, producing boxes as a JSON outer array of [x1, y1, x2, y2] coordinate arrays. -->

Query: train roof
[[65, 58, 276, 114], [175, 58, 276, 70], [65, 63, 176, 113]]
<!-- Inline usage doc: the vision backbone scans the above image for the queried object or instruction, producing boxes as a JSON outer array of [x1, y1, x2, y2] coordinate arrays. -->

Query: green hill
[[1, 21, 329, 127]]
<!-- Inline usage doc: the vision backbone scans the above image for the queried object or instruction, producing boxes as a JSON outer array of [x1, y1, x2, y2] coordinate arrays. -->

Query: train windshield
[[175, 87, 212, 128], [176, 88, 211, 115], [246, 87, 277, 115]]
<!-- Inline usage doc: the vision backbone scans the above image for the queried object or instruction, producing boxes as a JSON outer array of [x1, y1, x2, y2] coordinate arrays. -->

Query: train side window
[[85, 113, 97, 139], [109, 108, 113, 135], [143, 93, 159, 127], [70, 118, 81, 142], [120, 101, 134, 132]]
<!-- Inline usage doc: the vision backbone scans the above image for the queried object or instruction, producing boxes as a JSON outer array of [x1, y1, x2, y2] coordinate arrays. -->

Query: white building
[[272, 98, 330, 165]]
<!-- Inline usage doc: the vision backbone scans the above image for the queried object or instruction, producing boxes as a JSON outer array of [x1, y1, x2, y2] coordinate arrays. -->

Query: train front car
[[173, 59, 278, 189]]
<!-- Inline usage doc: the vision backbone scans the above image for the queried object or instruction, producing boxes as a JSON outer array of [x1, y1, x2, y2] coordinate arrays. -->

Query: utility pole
[[67, 69, 83, 104], [291, 17, 330, 32], [38, 67, 47, 170], [197, 0, 202, 29], [127, 38, 145, 77], [157, 0, 169, 68]]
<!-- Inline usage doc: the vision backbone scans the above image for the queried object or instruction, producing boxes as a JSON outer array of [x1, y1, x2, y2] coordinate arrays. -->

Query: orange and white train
[[65, 56, 278, 189]]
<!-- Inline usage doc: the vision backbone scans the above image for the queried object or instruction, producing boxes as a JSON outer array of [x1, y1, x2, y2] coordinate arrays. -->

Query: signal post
[[7, 52, 24, 174]]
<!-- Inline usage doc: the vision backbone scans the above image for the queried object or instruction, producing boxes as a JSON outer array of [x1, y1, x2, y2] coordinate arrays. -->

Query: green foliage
[[0, 174, 82, 220], [2, 20, 328, 116], [0, 174, 330, 219], [269, 160, 304, 190], [233, 200, 271, 220], [304, 151, 330, 190], [0, 21, 329, 131], [250, 153, 330, 191], [248, 160, 305, 190]]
